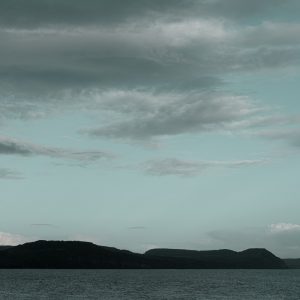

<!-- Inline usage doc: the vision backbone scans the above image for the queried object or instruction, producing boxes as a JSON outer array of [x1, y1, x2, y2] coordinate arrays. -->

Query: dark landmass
[[0, 240, 287, 269], [145, 248, 287, 269], [284, 259, 300, 269], [0, 246, 12, 251]]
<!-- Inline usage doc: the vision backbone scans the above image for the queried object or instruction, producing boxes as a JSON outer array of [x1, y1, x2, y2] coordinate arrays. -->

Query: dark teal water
[[0, 269, 299, 299]]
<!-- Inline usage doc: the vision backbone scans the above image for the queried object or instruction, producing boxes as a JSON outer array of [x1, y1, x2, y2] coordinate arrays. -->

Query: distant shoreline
[[0, 240, 290, 269]]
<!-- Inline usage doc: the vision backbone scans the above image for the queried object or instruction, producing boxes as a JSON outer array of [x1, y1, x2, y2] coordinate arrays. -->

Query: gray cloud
[[1, 19, 299, 100], [142, 158, 265, 177], [0, 168, 23, 180], [0, 136, 113, 162], [0, 0, 288, 29], [0, 0, 192, 28], [84, 91, 259, 140], [0, 1, 299, 145], [0, 21, 228, 99]]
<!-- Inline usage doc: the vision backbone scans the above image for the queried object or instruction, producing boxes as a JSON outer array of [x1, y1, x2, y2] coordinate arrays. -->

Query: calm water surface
[[0, 269, 299, 299]]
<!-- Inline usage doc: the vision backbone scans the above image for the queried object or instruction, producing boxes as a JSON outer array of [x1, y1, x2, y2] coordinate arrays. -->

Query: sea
[[0, 269, 299, 299]]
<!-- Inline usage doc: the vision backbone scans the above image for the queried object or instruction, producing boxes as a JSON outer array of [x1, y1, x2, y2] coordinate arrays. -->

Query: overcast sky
[[1, 0, 300, 258]]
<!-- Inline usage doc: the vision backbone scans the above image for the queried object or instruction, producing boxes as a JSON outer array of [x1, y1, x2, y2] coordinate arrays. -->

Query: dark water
[[0, 269, 299, 299]]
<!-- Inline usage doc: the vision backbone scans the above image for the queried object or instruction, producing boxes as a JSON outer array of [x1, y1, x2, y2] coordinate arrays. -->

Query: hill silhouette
[[0, 240, 287, 269], [0, 246, 12, 251], [284, 259, 300, 269], [145, 248, 287, 269]]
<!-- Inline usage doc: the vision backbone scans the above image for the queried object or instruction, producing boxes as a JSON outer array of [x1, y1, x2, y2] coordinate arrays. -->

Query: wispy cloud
[[0, 168, 23, 180], [0, 135, 114, 162], [84, 91, 262, 140], [128, 226, 147, 230], [141, 158, 266, 177]]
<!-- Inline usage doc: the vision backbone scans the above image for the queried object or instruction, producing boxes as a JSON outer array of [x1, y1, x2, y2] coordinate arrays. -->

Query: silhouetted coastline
[[0, 240, 288, 269]]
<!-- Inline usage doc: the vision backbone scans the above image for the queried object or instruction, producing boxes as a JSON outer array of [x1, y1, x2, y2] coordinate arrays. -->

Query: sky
[[0, 0, 300, 258]]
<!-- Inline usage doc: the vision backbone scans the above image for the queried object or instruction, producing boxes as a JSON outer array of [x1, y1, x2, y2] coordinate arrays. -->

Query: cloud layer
[[0, 1, 298, 186], [0, 1, 299, 144], [1, 19, 299, 98], [0, 0, 289, 29]]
